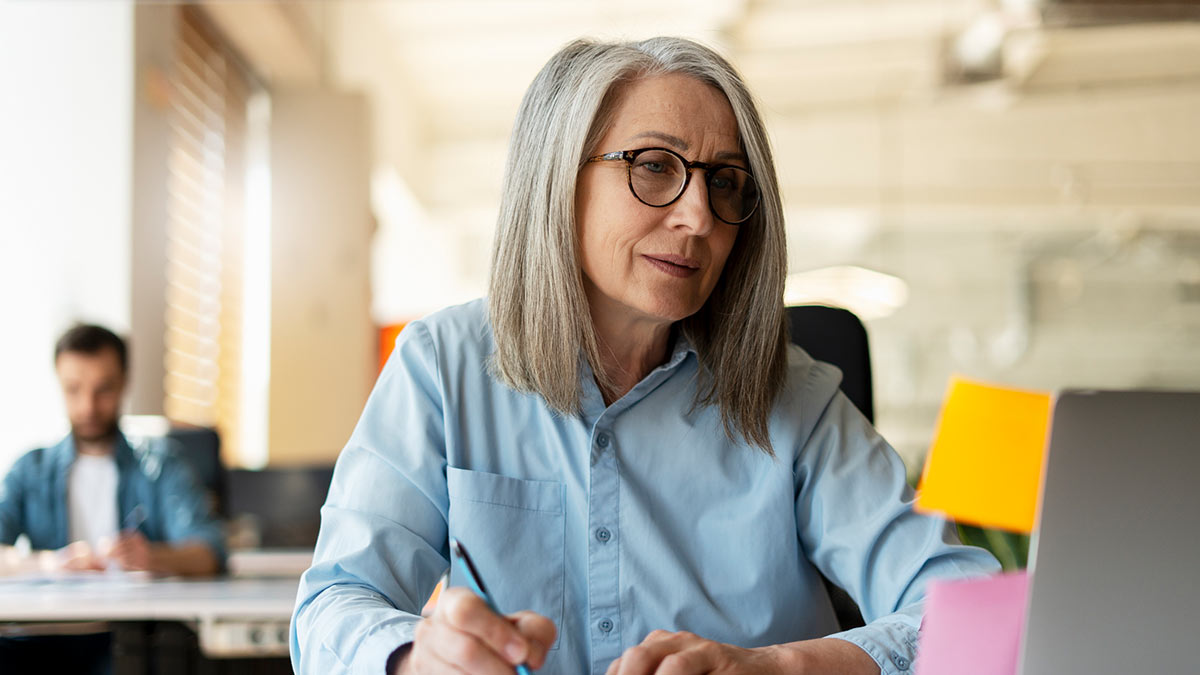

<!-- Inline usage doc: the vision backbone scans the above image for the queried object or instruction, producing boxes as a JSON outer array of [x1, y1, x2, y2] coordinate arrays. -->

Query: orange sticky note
[[915, 377, 1051, 533]]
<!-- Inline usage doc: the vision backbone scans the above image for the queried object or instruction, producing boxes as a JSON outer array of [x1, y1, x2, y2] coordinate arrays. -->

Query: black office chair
[[225, 467, 335, 548], [165, 426, 227, 518], [786, 304, 874, 422], [786, 304, 871, 631]]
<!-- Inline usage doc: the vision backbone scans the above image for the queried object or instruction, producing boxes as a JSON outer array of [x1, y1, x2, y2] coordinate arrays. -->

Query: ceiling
[[202, 0, 1200, 226]]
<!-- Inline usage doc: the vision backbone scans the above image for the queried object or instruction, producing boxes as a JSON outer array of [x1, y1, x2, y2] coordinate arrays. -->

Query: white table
[[0, 572, 300, 657]]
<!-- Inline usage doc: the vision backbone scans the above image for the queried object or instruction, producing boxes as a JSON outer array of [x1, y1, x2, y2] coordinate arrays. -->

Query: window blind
[[163, 7, 249, 461]]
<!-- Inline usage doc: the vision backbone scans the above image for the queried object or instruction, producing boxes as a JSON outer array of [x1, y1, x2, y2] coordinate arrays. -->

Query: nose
[[79, 392, 99, 417], [667, 169, 716, 236]]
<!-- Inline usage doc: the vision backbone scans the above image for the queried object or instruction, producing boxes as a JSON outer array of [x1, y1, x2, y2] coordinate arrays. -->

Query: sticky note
[[915, 571, 1030, 675], [916, 377, 1051, 533]]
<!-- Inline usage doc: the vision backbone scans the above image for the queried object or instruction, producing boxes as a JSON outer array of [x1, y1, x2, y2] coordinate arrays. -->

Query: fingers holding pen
[[405, 586, 554, 674], [412, 618, 511, 675], [105, 531, 154, 571], [507, 610, 556, 668], [442, 588, 531, 667]]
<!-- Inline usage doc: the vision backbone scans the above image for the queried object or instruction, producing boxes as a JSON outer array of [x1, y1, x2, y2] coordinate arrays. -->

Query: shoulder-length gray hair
[[488, 36, 788, 454]]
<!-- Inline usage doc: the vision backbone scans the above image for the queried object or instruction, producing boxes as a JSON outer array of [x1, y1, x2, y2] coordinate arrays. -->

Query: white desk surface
[[0, 575, 298, 623]]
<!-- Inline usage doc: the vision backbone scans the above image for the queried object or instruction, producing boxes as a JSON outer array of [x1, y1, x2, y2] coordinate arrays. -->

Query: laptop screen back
[[1019, 390, 1200, 675]]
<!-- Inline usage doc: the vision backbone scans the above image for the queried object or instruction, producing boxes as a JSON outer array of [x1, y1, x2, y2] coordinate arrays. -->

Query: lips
[[643, 254, 701, 278], [648, 254, 700, 269]]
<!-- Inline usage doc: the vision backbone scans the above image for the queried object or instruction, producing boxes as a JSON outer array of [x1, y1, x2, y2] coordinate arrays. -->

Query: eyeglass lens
[[628, 149, 759, 224]]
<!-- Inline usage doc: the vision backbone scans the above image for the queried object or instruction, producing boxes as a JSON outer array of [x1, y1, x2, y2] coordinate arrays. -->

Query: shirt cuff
[[827, 608, 920, 675], [354, 619, 417, 675]]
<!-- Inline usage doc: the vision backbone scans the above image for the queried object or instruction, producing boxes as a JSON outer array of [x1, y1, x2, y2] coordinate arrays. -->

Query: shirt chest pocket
[[446, 467, 564, 651]]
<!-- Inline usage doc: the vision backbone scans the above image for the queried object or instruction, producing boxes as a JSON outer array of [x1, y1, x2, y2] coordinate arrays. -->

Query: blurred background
[[2, 0, 1198, 480]]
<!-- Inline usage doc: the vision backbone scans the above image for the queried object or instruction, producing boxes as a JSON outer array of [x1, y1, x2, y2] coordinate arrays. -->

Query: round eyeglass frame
[[584, 147, 760, 225]]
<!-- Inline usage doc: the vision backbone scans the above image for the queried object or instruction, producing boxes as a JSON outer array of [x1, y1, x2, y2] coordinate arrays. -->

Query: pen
[[449, 537, 533, 675], [121, 504, 146, 535]]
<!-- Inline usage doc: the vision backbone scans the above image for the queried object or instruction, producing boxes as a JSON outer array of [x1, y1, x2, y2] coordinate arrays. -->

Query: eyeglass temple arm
[[585, 151, 630, 164]]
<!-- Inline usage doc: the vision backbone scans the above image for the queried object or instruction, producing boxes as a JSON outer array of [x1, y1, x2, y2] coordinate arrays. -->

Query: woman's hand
[[605, 631, 786, 675], [605, 631, 880, 675], [397, 586, 557, 674]]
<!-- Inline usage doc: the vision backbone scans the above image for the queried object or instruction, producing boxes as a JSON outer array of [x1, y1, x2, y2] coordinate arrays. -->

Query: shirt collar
[[579, 329, 698, 422], [51, 430, 136, 472]]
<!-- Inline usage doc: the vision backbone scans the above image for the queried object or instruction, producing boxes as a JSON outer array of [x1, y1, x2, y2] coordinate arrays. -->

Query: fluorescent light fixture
[[784, 265, 909, 320]]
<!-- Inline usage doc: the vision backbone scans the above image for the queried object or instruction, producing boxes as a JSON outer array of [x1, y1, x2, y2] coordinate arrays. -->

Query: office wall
[[774, 79, 1200, 469], [0, 2, 134, 471], [128, 4, 175, 416], [267, 91, 374, 466]]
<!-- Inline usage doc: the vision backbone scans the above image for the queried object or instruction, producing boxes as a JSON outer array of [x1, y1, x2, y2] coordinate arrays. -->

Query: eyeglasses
[[584, 147, 760, 225]]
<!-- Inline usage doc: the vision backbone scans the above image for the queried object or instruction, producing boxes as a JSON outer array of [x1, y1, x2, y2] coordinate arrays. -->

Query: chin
[[640, 297, 705, 324], [73, 423, 119, 444]]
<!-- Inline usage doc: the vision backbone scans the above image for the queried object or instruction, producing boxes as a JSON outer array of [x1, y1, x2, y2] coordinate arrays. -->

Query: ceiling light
[[784, 265, 909, 320]]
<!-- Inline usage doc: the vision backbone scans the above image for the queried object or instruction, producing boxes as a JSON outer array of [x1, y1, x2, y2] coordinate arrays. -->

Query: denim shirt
[[0, 432, 226, 567], [291, 299, 999, 675]]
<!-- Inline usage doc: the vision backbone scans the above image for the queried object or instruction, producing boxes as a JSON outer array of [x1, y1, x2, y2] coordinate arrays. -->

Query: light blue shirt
[[291, 299, 999, 675]]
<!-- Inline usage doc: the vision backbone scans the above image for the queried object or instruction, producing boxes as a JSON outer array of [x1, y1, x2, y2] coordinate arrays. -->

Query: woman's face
[[576, 73, 742, 333]]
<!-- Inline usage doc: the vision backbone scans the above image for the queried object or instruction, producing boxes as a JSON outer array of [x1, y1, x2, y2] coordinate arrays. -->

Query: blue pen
[[450, 537, 533, 675], [121, 504, 146, 534]]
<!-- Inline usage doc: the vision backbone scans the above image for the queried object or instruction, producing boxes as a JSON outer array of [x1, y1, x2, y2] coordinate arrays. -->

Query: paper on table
[[0, 568, 151, 586], [914, 570, 1030, 675], [916, 377, 1051, 533]]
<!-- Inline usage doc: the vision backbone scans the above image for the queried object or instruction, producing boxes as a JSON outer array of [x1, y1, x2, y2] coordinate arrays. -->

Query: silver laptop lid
[[1019, 390, 1200, 675]]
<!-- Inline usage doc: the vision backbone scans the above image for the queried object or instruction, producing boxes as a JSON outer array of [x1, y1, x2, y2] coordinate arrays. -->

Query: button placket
[[587, 419, 622, 671]]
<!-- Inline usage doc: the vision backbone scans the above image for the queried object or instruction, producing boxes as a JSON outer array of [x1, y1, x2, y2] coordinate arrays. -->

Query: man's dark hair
[[54, 324, 128, 374]]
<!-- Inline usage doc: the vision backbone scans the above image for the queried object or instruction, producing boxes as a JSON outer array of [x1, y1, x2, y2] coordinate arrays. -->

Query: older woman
[[292, 37, 999, 675]]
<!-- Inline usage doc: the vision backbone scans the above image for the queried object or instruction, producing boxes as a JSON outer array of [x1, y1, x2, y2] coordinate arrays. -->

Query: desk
[[0, 575, 298, 659]]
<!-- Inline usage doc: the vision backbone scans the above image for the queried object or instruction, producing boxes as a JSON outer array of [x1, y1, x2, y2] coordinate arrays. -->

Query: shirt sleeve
[[0, 454, 30, 546], [156, 443, 228, 570], [291, 321, 452, 675], [792, 365, 1001, 675]]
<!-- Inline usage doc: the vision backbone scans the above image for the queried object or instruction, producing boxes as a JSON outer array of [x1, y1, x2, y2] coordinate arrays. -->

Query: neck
[[74, 434, 115, 457], [589, 305, 674, 406]]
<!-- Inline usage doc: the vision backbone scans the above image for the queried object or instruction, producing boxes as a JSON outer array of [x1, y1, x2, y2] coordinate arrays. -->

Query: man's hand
[[57, 540, 105, 571], [103, 531, 155, 572], [605, 631, 881, 675], [396, 586, 556, 674]]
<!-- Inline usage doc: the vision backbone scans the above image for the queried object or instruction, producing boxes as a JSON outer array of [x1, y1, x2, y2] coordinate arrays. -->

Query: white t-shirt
[[67, 453, 119, 549]]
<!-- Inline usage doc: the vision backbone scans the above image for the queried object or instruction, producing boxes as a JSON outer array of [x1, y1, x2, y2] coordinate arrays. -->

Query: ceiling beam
[[198, 0, 322, 87]]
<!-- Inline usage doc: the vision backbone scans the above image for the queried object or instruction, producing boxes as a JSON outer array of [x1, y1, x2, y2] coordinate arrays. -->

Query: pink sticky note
[[915, 571, 1030, 675]]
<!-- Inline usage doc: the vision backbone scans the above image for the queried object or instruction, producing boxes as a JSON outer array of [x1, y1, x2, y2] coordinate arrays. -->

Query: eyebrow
[[626, 130, 688, 149], [623, 130, 747, 163]]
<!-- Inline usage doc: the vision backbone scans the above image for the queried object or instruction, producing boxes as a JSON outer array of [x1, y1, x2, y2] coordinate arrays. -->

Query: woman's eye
[[710, 176, 732, 191], [639, 161, 666, 173]]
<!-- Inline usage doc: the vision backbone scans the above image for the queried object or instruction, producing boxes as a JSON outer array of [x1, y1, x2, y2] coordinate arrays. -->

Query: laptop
[[1018, 390, 1200, 675]]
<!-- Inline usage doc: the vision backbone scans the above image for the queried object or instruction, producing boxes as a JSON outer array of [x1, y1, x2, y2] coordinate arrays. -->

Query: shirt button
[[595, 527, 611, 543], [893, 654, 910, 670], [596, 433, 610, 448], [598, 618, 613, 633]]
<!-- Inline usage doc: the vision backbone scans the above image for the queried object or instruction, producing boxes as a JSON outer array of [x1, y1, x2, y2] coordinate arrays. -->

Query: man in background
[[0, 324, 228, 673], [0, 324, 225, 575]]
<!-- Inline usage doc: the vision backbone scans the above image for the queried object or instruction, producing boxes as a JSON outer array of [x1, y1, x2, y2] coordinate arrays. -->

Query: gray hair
[[488, 37, 788, 454]]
